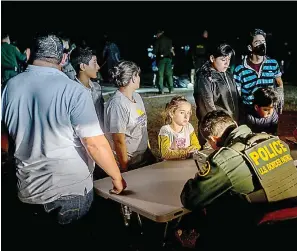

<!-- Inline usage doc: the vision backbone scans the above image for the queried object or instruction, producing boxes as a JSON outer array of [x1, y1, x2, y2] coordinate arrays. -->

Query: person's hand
[[25, 48, 31, 61], [275, 87, 284, 114], [110, 177, 127, 195]]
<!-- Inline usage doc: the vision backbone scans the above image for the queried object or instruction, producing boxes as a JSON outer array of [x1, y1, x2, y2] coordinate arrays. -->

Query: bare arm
[[275, 76, 283, 87], [82, 135, 125, 193], [112, 133, 129, 172], [171, 47, 175, 57]]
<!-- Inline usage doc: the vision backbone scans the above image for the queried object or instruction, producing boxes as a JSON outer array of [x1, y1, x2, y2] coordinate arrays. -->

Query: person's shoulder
[[106, 91, 127, 108], [186, 122, 195, 132], [265, 57, 279, 65], [211, 145, 244, 167], [134, 91, 143, 100], [234, 64, 245, 73], [159, 125, 171, 135]]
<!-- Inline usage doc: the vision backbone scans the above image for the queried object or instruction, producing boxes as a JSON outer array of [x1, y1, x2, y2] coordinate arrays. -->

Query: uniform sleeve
[[105, 102, 128, 134], [70, 90, 103, 138], [14, 46, 27, 62], [180, 160, 233, 210], [158, 127, 189, 160]]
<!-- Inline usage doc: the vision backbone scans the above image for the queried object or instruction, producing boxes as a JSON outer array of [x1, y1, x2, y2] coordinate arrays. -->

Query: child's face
[[211, 54, 231, 73], [171, 102, 192, 126], [85, 56, 100, 79], [255, 104, 274, 118]]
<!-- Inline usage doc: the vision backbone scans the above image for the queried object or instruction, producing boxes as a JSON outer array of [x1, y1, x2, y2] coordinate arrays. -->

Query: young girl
[[158, 96, 201, 160]]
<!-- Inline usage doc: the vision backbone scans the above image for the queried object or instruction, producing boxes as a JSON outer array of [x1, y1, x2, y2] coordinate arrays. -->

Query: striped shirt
[[233, 56, 281, 105]]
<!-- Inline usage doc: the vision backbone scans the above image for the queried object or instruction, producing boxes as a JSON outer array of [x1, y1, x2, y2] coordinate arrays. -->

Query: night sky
[[2, 1, 296, 71]]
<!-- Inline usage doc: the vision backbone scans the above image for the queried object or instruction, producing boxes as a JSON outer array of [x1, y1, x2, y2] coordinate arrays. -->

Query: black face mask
[[253, 43, 266, 56]]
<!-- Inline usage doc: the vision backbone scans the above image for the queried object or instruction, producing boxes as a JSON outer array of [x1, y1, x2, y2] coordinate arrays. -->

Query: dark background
[[2, 1, 296, 73]]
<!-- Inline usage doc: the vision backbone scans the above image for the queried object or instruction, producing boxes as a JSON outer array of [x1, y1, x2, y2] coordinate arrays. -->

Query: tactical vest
[[228, 133, 297, 203]]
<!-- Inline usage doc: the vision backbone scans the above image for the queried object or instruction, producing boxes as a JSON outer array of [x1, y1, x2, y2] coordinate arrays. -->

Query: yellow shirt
[[158, 123, 201, 160]]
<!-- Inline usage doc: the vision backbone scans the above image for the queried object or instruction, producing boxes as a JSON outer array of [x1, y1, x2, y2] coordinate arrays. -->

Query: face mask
[[253, 43, 266, 56]]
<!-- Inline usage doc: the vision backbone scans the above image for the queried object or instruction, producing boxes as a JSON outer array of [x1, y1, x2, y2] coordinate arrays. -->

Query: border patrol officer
[[180, 110, 297, 250], [153, 29, 175, 94], [1, 33, 29, 86], [181, 110, 297, 211]]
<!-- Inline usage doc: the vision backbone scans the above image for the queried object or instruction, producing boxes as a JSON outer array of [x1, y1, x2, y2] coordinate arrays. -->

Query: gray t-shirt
[[2, 65, 103, 204], [74, 77, 105, 131], [104, 90, 148, 158]]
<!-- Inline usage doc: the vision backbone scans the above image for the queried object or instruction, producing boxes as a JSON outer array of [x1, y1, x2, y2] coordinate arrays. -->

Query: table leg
[[162, 222, 169, 247], [121, 204, 132, 227], [136, 213, 144, 235]]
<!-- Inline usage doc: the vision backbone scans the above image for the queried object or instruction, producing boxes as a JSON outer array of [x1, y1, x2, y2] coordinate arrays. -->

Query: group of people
[[1, 28, 296, 251]]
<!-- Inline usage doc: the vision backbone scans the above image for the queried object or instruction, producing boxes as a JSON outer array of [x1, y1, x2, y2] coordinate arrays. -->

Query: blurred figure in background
[[1, 33, 30, 87]]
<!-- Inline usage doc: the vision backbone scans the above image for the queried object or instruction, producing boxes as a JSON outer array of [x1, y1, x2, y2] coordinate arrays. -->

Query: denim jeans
[[44, 189, 94, 225]]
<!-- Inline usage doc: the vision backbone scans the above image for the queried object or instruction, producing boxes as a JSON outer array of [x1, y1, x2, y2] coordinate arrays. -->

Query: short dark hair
[[31, 34, 64, 64], [70, 47, 93, 74], [200, 110, 236, 140], [248, 28, 266, 45], [209, 42, 235, 59], [1, 33, 9, 40], [253, 88, 278, 107], [109, 61, 141, 87]]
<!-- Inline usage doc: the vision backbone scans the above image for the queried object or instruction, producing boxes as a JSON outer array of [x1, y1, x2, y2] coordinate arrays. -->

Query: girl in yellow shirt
[[158, 96, 201, 160]]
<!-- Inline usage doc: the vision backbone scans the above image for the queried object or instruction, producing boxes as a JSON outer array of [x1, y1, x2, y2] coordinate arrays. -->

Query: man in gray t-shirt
[[1, 34, 126, 226]]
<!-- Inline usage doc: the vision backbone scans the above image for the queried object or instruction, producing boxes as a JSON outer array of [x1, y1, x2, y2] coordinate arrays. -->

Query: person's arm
[[275, 77, 283, 88], [274, 60, 283, 88], [180, 160, 232, 210], [82, 135, 125, 193], [114, 44, 120, 62], [189, 131, 201, 151], [196, 76, 216, 115], [270, 110, 279, 135], [112, 133, 129, 171], [233, 67, 242, 96], [71, 89, 126, 193], [105, 102, 130, 170], [274, 61, 284, 114], [171, 47, 175, 57], [14, 46, 28, 62], [153, 40, 159, 57]]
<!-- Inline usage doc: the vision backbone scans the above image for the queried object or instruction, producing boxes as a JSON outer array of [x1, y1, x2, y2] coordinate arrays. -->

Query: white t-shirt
[[159, 123, 195, 150]]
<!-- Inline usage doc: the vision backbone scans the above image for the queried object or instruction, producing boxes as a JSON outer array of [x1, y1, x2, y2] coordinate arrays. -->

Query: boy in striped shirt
[[233, 29, 284, 115]]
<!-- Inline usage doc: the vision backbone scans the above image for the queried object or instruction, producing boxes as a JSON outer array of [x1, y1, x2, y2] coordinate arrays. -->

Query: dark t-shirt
[[153, 35, 173, 59]]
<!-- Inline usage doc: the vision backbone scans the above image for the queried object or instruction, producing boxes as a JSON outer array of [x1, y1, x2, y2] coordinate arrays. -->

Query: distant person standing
[[233, 29, 284, 114], [1, 33, 30, 87], [192, 30, 210, 72], [102, 35, 121, 80], [61, 36, 76, 80], [153, 29, 175, 94]]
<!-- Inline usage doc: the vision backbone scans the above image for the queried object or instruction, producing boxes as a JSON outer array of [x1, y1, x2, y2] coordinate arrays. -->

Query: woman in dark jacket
[[194, 43, 240, 146]]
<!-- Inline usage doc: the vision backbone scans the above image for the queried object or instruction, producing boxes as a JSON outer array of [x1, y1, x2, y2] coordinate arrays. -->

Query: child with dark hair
[[70, 47, 104, 130], [245, 88, 278, 135], [194, 42, 240, 147]]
